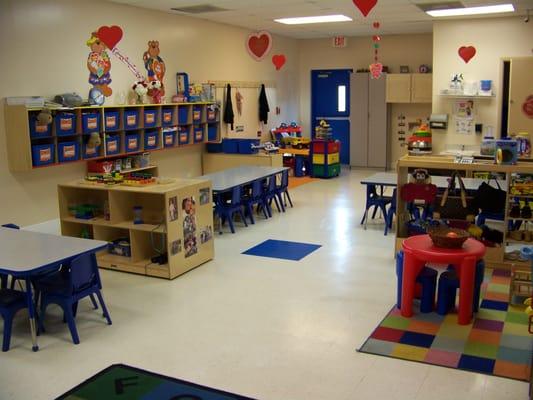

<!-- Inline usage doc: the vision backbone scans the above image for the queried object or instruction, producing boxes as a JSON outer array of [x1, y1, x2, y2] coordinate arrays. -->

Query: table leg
[[400, 250, 425, 318], [24, 278, 39, 351], [458, 256, 476, 325]]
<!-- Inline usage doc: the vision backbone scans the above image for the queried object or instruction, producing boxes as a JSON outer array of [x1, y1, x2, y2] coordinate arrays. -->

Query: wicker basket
[[428, 227, 469, 249]]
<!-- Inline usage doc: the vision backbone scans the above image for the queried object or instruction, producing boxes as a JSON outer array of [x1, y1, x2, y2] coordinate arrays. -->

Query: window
[[338, 85, 346, 112]]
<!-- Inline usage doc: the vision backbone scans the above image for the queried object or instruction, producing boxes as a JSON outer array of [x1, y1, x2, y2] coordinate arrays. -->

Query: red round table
[[401, 235, 486, 325]]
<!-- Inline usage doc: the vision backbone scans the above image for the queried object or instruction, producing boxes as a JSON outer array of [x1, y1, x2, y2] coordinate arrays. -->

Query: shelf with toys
[[4, 101, 221, 172], [58, 174, 214, 279]]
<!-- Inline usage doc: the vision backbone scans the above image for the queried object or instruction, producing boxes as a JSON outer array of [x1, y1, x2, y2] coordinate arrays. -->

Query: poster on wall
[[182, 197, 197, 258], [455, 118, 474, 135], [454, 99, 474, 120]]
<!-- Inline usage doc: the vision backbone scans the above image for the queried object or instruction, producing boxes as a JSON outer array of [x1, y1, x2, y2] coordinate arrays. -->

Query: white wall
[[0, 0, 299, 225], [432, 16, 533, 154]]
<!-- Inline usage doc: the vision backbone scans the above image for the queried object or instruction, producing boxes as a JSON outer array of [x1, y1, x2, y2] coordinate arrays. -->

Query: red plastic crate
[[312, 140, 340, 154]]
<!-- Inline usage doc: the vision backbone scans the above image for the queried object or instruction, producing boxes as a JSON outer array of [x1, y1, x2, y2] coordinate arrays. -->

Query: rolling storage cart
[[310, 139, 341, 178]]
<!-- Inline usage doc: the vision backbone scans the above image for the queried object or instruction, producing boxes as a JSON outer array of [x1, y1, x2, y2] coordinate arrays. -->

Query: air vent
[[415, 2, 464, 12], [171, 4, 229, 14]]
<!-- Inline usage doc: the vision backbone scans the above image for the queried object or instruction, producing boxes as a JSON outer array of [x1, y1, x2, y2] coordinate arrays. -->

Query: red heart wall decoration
[[272, 54, 286, 71], [352, 0, 378, 17], [97, 25, 123, 50], [458, 46, 476, 64], [246, 31, 272, 61]]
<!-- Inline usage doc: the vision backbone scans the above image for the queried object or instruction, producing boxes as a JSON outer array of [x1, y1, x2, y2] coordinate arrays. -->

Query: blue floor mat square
[[242, 239, 321, 261]]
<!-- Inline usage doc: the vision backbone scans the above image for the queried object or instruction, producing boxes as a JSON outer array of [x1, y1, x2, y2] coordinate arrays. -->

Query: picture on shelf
[[200, 226, 213, 244], [199, 188, 210, 205], [182, 196, 197, 258], [168, 196, 178, 221], [171, 239, 181, 255]]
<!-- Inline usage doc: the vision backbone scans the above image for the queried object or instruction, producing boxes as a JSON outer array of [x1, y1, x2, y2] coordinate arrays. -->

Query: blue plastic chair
[[36, 253, 111, 345], [242, 180, 269, 225], [0, 289, 28, 351], [1, 224, 20, 289], [214, 185, 248, 234], [263, 176, 282, 217], [436, 260, 485, 315], [361, 184, 392, 227], [384, 189, 397, 236], [396, 251, 437, 313], [275, 170, 293, 212]]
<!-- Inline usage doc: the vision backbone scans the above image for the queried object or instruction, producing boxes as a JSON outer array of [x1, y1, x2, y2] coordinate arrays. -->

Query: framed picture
[[400, 65, 410, 73]]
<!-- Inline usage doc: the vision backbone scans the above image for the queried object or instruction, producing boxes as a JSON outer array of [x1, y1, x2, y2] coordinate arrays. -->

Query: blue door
[[311, 69, 351, 164]]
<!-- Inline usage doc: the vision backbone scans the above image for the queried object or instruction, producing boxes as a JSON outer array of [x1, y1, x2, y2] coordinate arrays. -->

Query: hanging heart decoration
[[458, 46, 476, 64], [352, 0, 378, 17], [370, 21, 383, 79], [272, 54, 286, 71], [246, 31, 272, 61], [97, 25, 123, 50], [523, 95, 533, 118], [369, 62, 383, 79]]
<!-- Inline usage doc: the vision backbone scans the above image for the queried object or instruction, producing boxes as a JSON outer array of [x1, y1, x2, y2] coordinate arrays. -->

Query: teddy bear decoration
[[86, 32, 112, 97], [143, 41, 166, 98]]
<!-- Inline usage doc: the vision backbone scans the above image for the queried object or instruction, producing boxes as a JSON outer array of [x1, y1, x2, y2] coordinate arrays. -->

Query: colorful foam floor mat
[[56, 364, 255, 400], [358, 269, 533, 381]]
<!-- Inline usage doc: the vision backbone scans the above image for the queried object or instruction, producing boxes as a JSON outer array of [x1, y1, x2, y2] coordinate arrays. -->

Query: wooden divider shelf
[[58, 177, 214, 279]]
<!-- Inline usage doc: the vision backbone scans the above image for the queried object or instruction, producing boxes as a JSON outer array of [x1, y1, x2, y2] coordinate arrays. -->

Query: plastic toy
[[68, 204, 101, 219], [281, 136, 310, 149]]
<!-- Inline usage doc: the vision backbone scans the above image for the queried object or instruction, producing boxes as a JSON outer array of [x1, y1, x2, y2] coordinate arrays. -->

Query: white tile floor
[[0, 169, 528, 399]]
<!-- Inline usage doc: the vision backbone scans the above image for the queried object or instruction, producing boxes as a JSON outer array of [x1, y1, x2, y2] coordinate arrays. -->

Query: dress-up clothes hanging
[[223, 83, 234, 130], [259, 84, 269, 124]]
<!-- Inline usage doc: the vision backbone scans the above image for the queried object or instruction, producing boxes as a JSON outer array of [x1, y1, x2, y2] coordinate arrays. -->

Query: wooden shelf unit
[[4, 102, 221, 172], [58, 178, 214, 279], [395, 155, 533, 270]]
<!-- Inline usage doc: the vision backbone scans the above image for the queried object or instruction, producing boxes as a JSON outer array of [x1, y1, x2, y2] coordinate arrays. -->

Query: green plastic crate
[[312, 163, 340, 178]]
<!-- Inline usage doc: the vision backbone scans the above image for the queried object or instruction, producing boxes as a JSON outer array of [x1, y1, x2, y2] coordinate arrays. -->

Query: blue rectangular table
[[0, 228, 107, 351]]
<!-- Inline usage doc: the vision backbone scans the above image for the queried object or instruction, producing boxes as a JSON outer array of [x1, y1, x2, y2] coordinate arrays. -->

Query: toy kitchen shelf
[[4, 102, 220, 172], [58, 177, 214, 279], [395, 155, 533, 271]]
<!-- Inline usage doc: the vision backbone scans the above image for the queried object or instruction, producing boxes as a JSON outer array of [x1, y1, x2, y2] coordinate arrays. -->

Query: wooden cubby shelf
[[4, 102, 221, 172], [58, 177, 214, 279]]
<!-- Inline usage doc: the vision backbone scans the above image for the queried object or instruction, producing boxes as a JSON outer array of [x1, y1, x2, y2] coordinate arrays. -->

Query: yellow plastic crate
[[312, 152, 339, 165]]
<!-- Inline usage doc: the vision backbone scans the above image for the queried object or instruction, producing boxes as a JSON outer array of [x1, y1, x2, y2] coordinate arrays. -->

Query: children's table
[[401, 234, 486, 325]]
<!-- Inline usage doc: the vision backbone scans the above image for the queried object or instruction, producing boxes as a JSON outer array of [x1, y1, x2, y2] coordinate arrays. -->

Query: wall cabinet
[[386, 74, 432, 104], [4, 102, 220, 172], [350, 72, 388, 169]]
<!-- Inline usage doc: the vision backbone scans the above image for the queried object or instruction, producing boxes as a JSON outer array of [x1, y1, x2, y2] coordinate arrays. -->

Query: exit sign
[[332, 36, 347, 48]]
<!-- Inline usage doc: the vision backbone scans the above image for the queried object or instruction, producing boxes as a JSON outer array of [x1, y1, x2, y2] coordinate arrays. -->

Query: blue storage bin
[[29, 114, 52, 138], [124, 109, 140, 130], [178, 127, 190, 145], [106, 135, 121, 155], [178, 107, 189, 124], [31, 143, 55, 166], [238, 139, 260, 154], [82, 142, 101, 159], [192, 106, 203, 122], [125, 133, 141, 153], [162, 108, 174, 126], [144, 109, 158, 128], [207, 124, 218, 142], [163, 130, 176, 147], [193, 128, 204, 143], [82, 112, 100, 134], [57, 141, 79, 162], [55, 113, 76, 136], [144, 130, 159, 150], [206, 142, 223, 153], [104, 111, 120, 131], [222, 138, 239, 154]]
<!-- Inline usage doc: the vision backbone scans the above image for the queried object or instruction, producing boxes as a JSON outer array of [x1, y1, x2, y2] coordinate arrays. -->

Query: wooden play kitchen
[[4, 102, 220, 172], [57, 178, 214, 279], [395, 155, 533, 270]]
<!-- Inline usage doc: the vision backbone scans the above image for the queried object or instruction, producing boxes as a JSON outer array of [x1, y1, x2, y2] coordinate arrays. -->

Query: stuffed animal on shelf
[[87, 132, 101, 149], [36, 108, 52, 127], [86, 31, 112, 97], [143, 40, 165, 96], [409, 169, 431, 184], [148, 80, 162, 104], [132, 80, 148, 104]]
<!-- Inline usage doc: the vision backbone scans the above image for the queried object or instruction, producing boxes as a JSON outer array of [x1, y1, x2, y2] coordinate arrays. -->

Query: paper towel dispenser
[[429, 114, 448, 129]]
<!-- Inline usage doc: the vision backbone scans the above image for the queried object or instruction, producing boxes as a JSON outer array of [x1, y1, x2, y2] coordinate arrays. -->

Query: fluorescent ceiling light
[[274, 15, 352, 25], [427, 4, 514, 17]]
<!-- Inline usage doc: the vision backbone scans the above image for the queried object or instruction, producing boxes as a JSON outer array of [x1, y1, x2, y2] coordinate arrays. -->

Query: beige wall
[[0, 0, 299, 226], [298, 34, 433, 138], [432, 17, 533, 154]]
